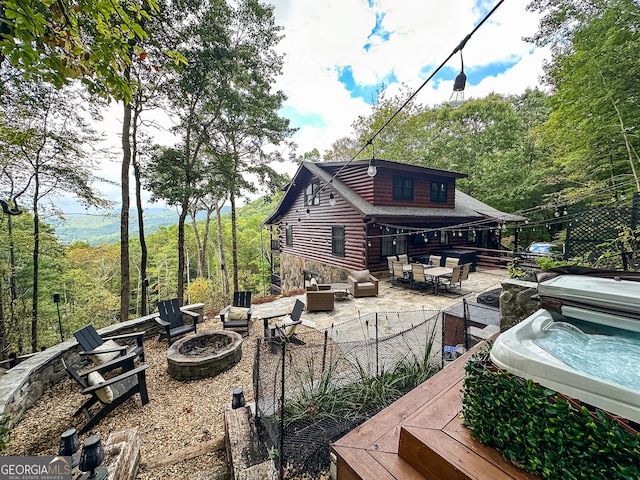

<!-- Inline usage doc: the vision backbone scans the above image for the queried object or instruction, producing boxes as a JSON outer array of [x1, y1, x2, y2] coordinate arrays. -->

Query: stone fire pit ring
[[166, 330, 243, 381]]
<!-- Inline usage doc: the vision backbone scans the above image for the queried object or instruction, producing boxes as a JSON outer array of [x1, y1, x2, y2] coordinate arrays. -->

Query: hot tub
[[491, 275, 640, 423]]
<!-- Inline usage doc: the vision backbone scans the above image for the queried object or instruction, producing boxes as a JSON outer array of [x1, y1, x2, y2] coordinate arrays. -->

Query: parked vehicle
[[519, 242, 564, 261]]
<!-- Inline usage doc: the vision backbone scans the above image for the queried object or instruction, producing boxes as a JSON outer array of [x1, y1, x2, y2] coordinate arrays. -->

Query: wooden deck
[[331, 341, 541, 480]]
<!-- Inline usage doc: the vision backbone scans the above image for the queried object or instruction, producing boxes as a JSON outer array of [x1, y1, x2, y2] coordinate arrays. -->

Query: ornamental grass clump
[[462, 344, 640, 480]]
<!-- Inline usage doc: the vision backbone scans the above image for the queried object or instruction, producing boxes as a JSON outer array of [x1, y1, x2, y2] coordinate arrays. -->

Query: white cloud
[[60, 0, 548, 212], [272, 0, 548, 157]]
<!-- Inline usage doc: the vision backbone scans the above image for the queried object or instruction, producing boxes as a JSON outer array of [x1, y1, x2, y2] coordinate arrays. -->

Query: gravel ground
[[7, 315, 326, 479]]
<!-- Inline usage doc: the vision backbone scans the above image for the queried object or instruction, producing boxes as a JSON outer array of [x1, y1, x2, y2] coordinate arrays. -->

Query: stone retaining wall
[[0, 304, 204, 429], [499, 279, 540, 332]]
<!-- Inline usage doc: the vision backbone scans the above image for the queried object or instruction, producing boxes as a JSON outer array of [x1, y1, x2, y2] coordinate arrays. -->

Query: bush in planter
[[462, 344, 640, 479]]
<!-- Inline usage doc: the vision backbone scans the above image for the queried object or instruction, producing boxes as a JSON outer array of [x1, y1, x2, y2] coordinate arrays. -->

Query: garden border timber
[[0, 303, 205, 430]]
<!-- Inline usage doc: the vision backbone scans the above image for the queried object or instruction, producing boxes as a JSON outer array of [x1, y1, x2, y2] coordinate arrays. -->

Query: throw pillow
[[89, 340, 123, 365], [87, 371, 114, 404], [352, 269, 370, 283], [228, 306, 249, 321], [308, 278, 319, 291]]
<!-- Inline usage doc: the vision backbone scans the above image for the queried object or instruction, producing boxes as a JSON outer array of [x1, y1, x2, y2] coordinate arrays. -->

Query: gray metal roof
[[263, 160, 527, 225]]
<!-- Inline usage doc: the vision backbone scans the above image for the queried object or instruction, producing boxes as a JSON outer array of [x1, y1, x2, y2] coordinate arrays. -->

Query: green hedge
[[462, 344, 640, 479]]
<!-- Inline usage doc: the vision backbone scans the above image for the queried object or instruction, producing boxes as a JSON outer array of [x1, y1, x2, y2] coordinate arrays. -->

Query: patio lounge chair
[[348, 269, 379, 298], [220, 291, 254, 335], [62, 352, 150, 434], [262, 299, 305, 343], [74, 324, 145, 368], [156, 298, 200, 343]]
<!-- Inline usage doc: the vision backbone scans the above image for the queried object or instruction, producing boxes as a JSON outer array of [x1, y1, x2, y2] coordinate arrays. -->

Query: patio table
[[424, 266, 453, 295]]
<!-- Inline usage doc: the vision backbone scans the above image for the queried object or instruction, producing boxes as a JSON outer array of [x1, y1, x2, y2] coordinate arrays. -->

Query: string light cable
[[307, 0, 506, 204]]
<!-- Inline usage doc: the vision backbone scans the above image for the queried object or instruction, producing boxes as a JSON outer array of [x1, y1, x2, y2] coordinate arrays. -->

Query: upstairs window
[[430, 181, 448, 203], [286, 225, 293, 246], [332, 226, 345, 257], [392, 176, 414, 201], [305, 182, 320, 206]]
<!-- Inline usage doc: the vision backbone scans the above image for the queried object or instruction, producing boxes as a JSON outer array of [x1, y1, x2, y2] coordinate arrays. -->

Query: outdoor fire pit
[[166, 330, 243, 381]]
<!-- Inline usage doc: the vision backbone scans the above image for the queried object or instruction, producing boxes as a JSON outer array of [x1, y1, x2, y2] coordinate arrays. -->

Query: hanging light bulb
[[329, 192, 336, 206], [562, 208, 568, 216], [367, 240, 372, 247], [449, 50, 466, 107], [554, 210, 560, 217], [366, 140, 377, 177], [367, 157, 377, 177], [392, 237, 397, 246]]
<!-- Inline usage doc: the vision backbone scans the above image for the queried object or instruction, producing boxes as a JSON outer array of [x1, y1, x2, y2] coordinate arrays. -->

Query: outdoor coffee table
[[331, 283, 352, 300]]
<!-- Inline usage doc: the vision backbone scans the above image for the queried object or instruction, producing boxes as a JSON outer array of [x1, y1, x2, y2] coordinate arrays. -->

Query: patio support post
[[375, 313, 379, 377], [322, 330, 328, 373]]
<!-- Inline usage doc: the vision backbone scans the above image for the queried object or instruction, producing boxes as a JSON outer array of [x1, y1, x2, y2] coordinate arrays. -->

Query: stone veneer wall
[[0, 304, 204, 430], [499, 279, 540, 332], [279, 253, 356, 292]]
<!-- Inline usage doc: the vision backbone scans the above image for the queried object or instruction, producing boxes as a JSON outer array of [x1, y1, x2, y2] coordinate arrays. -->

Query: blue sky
[[271, 0, 549, 159], [57, 0, 549, 213]]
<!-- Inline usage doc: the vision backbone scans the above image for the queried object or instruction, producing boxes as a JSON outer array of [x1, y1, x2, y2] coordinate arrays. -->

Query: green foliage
[[0, 0, 158, 100], [184, 277, 215, 306], [0, 414, 10, 453], [462, 345, 640, 479], [507, 262, 528, 279], [285, 326, 440, 425]]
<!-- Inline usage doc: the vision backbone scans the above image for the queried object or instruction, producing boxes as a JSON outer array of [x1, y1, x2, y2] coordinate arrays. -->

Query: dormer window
[[392, 176, 414, 201], [430, 181, 448, 203], [305, 182, 320, 206]]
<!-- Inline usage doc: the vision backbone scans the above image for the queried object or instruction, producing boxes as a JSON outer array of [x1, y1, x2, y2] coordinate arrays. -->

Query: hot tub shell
[[491, 275, 640, 424]]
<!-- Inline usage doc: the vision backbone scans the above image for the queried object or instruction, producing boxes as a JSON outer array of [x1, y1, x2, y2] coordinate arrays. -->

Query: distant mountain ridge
[[50, 207, 228, 246]]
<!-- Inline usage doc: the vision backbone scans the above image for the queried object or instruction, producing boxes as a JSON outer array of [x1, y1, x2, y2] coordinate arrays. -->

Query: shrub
[[462, 345, 640, 479]]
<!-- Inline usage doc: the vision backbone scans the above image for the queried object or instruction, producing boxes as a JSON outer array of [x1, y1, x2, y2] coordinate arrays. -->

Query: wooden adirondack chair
[[262, 299, 305, 344], [74, 324, 145, 368], [155, 298, 200, 343], [219, 291, 254, 335], [62, 352, 149, 434]]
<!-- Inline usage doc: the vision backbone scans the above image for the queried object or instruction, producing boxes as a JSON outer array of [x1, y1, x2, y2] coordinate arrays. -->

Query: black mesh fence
[[252, 302, 502, 478], [253, 309, 443, 478]]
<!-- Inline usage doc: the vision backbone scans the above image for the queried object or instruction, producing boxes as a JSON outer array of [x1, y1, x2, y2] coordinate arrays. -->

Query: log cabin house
[[263, 159, 525, 293]]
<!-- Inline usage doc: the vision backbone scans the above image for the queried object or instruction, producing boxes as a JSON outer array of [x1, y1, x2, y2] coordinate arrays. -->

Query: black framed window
[[392, 176, 414, 201], [381, 228, 407, 257], [286, 225, 293, 246], [305, 182, 320, 206], [332, 226, 345, 256], [430, 181, 448, 203]]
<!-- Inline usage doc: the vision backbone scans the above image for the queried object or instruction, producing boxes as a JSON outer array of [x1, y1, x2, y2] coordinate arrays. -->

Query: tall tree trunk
[[177, 205, 188, 305], [31, 179, 39, 351], [230, 192, 239, 292], [120, 98, 132, 321], [132, 105, 148, 315], [215, 201, 229, 296], [191, 211, 205, 278]]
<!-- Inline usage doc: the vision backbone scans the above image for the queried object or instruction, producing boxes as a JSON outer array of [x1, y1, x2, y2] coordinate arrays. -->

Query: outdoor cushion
[[87, 371, 114, 404], [308, 278, 319, 291], [89, 340, 122, 365], [352, 269, 370, 283], [358, 282, 375, 289], [228, 306, 249, 321]]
